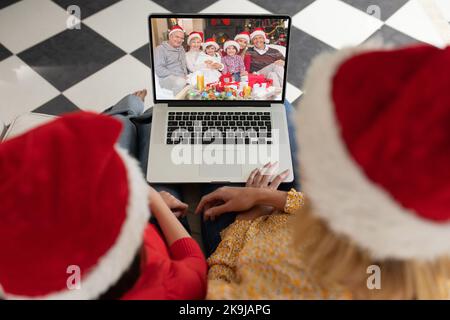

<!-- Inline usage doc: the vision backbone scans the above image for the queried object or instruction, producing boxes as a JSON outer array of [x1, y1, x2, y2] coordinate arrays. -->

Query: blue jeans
[[104, 96, 299, 255]]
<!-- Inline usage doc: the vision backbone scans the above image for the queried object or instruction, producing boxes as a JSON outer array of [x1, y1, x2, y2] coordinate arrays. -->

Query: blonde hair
[[293, 199, 450, 299]]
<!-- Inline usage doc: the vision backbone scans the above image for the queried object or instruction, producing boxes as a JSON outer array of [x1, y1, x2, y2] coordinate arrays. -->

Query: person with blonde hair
[[197, 43, 450, 299]]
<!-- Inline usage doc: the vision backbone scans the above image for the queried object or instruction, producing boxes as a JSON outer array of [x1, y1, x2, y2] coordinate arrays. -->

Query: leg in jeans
[[103, 94, 145, 158], [200, 100, 300, 257]]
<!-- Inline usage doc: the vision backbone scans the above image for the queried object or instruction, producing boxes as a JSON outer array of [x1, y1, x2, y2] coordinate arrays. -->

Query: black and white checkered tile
[[1, 0, 449, 124]]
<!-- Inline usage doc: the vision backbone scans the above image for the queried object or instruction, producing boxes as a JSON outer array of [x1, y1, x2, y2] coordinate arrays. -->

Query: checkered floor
[[1, 0, 449, 125]]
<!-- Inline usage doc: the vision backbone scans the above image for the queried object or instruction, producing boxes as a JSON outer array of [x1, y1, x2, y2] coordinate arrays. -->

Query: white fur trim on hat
[[223, 40, 240, 53], [234, 33, 250, 43], [297, 42, 450, 262], [188, 33, 202, 44], [169, 27, 185, 37], [3, 147, 150, 299], [202, 40, 219, 51]]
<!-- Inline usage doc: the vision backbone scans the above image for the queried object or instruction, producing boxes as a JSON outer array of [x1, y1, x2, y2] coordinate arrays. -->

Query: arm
[[154, 46, 173, 78], [149, 187, 190, 246], [221, 57, 228, 74], [165, 237, 208, 299]]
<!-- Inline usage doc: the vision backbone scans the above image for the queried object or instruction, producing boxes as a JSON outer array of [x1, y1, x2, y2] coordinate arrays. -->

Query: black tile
[[287, 27, 334, 90], [131, 43, 151, 68], [33, 95, 81, 116], [18, 24, 126, 92], [151, 0, 218, 13], [366, 25, 425, 47], [340, 0, 409, 21], [52, 0, 121, 19], [249, 0, 315, 15], [0, 0, 21, 10], [0, 43, 12, 62]]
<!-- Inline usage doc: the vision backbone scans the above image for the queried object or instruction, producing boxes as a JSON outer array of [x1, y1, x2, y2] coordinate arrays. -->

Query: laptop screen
[[149, 15, 290, 103]]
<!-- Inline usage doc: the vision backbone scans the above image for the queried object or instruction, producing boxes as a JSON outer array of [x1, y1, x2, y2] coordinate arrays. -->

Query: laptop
[[147, 14, 294, 183]]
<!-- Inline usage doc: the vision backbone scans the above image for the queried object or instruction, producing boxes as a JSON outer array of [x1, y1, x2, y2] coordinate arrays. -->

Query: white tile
[[0, 0, 68, 53], [386, 0, 448, 47], [64, 55, 153, 112], [84, 0, 168, 53], [0, 56, 59, 124], [285, 82, 302, 104], [434, 0, 450, 21], [201, 0, 270, 14], [292, 0, 383, 49]]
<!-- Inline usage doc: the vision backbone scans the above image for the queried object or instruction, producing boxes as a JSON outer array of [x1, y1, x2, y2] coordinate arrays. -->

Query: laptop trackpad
[[199, 164, 242, 179]]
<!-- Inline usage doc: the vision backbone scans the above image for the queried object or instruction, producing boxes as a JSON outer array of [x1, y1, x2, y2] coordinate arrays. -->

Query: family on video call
[[152, 18, 288, 100]]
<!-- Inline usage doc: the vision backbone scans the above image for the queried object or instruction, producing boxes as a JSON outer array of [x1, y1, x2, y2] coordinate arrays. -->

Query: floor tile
[[152, 0, 217, 13], [340, 0, 409, 21], [131, 43, 151, 68], [285, 82, 302, 104], [33, 94, 81, 116], [366, 24, 424, 47], [201, 0, 270, 14], [84, 0, 169, 53], [52, 0, 122, 19], [64, 55, 154, 113], [18, 24, 126, 92], [249, 0, 315, 15], [292, 0, 383, 49], [0, 0, 68, 54], [386, 0, 447, 47], [0, 0, 21, 10], [287, 26, 335, 89], [0, 43, 12, 62], [0, 56, 59, 124]]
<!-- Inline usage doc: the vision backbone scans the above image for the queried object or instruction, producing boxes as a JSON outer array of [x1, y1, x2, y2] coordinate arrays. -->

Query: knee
[[175, 77, 186, 88]]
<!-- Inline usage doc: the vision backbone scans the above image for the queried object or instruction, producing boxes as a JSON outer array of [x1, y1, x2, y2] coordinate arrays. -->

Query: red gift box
[[247, 74, 273, 88]]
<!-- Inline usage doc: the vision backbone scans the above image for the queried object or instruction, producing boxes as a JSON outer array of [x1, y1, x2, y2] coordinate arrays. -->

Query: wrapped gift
[[220, 74, 233, 84], [248, 73, 273, 88]]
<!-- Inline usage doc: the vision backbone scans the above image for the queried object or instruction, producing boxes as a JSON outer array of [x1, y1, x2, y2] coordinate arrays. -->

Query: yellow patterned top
[[207, 190, 351, 300]]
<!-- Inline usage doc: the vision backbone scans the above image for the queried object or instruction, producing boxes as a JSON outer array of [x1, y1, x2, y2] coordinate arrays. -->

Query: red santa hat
[[202, 38, 219, 51], [223, 40, 240, 53], [0, 112, 150, 299], [234, 31, 250, 43], [168, 25, 185, 37], [250, 28, 269, 44], [297, 43, 450, 261], [187, 31, 203, 44]]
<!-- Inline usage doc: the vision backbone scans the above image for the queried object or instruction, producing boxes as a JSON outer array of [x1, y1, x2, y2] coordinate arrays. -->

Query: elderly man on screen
[[154, 25, 188, 96], [248, 28, 285, 88]]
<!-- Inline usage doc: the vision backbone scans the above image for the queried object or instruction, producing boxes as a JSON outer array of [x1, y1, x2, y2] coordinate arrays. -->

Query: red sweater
[[121, 224, 207, 300]]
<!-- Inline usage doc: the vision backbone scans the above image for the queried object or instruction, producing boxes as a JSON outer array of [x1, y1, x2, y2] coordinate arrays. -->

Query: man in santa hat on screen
[[154, 25, 188, 96]]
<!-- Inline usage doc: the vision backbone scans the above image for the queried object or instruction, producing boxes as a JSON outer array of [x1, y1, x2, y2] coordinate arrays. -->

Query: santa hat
[[0, 112, 150, 299], [187, 31, 203, 44], [234, 31, 250, 43], [250, 28, 269, 44], [168, 25, 185, 37], [223, 40, 240, 53], [297, 43, 450, 261], [202, 38, 219, 51]]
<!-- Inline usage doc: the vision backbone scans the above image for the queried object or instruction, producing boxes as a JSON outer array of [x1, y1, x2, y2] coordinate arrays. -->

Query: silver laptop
[[147, 14, 294, 183]]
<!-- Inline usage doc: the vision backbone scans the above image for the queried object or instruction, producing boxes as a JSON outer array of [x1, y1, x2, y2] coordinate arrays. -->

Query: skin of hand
[[195, 162, 290, 220], [274, 60, 285, 67], [159, 191, 188, 218], [211, 62, 222, 70], [240, 71, 248, 76], [148, 186, 191, 246]]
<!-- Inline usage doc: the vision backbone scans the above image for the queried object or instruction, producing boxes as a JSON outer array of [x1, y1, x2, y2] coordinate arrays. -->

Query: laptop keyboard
[[166, 111, 273, 145]]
